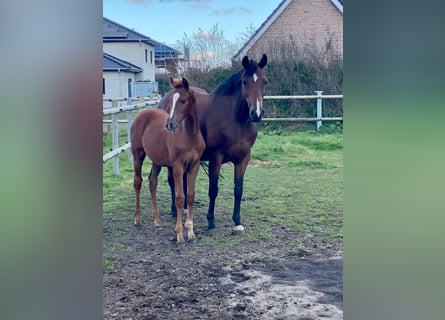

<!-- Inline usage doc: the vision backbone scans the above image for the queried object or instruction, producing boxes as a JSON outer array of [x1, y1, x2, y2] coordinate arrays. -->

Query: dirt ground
[[103, 205, 343, 320]]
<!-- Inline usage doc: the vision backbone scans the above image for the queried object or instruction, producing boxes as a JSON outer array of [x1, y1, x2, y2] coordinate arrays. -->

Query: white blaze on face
[[252, 73, 261, 117], [170, 92, 179, 118], [256, 98, 261, 117]]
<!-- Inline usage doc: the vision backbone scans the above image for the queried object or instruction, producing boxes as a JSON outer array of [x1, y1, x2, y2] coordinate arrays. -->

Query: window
[[103, 78, 105, 95], [150, 50, 153, 64], [145, 49, 148, 63]]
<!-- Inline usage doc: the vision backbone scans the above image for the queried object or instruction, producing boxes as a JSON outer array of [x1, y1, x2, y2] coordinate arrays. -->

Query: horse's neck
[[180, 109, 201, 137], [236, 99, 251, 125], [209, 92, 251, 125]]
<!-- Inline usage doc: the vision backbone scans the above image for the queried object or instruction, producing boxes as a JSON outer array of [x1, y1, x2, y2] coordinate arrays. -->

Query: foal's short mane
[[171, 77, 186, 89]]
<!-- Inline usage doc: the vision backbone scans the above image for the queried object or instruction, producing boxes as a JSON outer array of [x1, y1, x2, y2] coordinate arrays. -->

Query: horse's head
[[241, 54, 268, 122], [165, 77, 196, 132]]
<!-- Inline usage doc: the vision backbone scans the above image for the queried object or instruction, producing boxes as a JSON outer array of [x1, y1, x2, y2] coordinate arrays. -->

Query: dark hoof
[[202, 228, 217, 237], [207, 223, 216, 230], [170, 236, 185, 243], [208, 228, 217, 234], [231, 225, 245, 236]]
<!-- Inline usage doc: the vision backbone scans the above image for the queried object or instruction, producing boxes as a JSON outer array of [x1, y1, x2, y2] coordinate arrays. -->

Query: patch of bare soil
[[103, 213, 342, 319], [248, 159, 280, 167]]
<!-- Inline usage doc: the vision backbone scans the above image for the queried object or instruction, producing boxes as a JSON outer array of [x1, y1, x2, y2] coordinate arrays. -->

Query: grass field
[[103, 125, 343, 248]]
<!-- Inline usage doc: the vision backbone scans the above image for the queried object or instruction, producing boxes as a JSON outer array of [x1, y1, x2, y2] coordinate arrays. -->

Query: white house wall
[[103, 71, 136, 108], [103, 42, 156, 82]]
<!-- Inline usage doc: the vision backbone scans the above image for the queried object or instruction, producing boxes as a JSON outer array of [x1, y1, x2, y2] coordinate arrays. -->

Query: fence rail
[[103, 100, 159, 115], [103, 92, 342, 175], [103, 97, 160, 175], [264, 94, 343, 99], [263, 91, 343, 129]]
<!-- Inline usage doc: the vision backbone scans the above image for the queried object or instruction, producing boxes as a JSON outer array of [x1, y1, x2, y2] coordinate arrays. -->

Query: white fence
[[263, 91, 343, 130], [103, 92, 343, 175], [103, 97, 160, 175]]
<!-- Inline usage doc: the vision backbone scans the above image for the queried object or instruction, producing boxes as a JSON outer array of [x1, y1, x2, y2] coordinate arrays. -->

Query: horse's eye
[[181, 99, 186, 104], [242, 80, 247, 86]]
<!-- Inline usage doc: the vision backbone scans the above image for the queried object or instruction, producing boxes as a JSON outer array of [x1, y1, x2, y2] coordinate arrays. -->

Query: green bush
[[156, 74, 172, 96], [183, 65, 239, 92], [170, 38, 343, 119]]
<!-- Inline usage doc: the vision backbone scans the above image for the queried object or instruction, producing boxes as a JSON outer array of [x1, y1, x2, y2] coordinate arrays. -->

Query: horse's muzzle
[[165, 119, 176, 132], [249, 108, 264, 122]]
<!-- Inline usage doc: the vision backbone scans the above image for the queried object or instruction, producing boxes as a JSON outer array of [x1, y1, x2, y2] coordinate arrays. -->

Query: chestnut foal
[[130, 77, 205, 243]]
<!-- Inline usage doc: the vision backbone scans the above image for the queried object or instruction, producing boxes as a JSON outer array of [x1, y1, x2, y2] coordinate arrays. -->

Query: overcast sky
[[103, 0, 283, 45]]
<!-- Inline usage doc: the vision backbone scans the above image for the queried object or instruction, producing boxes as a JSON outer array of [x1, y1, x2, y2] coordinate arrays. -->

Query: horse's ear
[[182, 77, 189, 89], [242, 56, 249, 69], [169, 77, 174, 86], [258, 54, 268, 69]]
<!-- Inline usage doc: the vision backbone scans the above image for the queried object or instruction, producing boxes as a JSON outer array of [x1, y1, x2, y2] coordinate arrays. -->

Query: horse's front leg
[[172, 165, 185, 243], [168, 168, 188, 218], [206, 156, 223, 229], [232, 156, 250, 234], [185, 162, 200, 241]]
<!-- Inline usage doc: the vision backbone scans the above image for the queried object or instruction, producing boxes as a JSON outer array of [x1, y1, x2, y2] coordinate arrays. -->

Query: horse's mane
[[214, 60, 259, 96], [214, 69, 243, 96], [212, 60, 260, 124]]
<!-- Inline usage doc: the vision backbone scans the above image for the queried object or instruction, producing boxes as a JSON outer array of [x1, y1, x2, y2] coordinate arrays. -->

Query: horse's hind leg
[[206, 156, 223, 229], [183, 172, 188, 212], [132, 148, 145, 225], [149, 164, 162, 227], [167, 167, 177, 218], [168, 168, 188, 218]]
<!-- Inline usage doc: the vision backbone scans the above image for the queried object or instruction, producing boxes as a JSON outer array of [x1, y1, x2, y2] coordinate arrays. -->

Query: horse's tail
[[199, 161, 224, 180], [199, 161, 209, 176]]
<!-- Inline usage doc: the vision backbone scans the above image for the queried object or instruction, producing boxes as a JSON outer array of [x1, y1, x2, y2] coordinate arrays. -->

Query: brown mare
[[130, 77, 205, 243], [159, 54, 268, 234]]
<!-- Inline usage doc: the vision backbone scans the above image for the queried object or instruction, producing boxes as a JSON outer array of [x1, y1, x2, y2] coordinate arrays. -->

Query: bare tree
[[177, 23, 256, 70]]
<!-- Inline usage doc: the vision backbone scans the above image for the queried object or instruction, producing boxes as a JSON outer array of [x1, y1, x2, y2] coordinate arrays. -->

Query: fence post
[[126, 97, 133, 165], [315, 91, 323, 130], [111, 99, 119, 175]]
